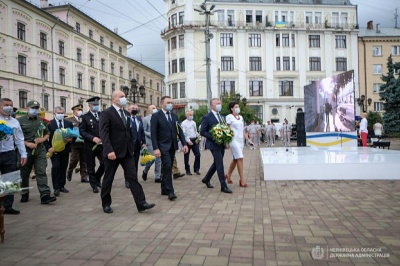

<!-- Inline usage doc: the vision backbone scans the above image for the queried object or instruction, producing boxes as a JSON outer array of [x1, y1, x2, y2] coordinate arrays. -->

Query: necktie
[[58, 120, 63, 129], [94, 113, 98, 121], [166, 111, 172, 128], [119, 109, 126, 125], [132, 117, 138, 140], [217, 113, 222, 123]]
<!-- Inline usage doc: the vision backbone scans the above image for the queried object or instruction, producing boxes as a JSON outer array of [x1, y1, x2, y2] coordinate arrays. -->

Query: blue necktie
[[167, 111, 172, 127], [132, 117, 138, 140]]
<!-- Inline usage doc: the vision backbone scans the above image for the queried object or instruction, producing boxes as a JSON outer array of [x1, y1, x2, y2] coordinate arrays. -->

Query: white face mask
[[234, 107, 240, 114], [119, 97, 127, 107], [55, 113, 64, 121], [215, 104, 222, 112], [152, 109, 158, 114], [77, 111, 83, 117]]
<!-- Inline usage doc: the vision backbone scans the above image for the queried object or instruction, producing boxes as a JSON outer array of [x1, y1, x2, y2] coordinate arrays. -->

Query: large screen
[[304, 70, 355, 133]]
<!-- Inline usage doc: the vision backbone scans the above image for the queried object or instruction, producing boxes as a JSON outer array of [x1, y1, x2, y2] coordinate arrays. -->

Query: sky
[[46, 0, 399, 75]]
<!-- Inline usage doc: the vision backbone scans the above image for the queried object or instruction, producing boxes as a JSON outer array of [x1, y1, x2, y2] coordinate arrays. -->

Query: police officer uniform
[[282, 119, 292, 147], [265, 122, 274, 147], [65, 104, 88, 182], [79, 97, 104, 193], [17, 100, 56, 204]]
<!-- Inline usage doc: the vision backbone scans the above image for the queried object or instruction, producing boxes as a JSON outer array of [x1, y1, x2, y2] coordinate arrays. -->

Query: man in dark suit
[[200, 98, 232, 193], [79, 97, 104, 193], [124, 104, 146, 188], [151, 96, 188, 201], [45, 106, 74, 196], [99, 90, 155, 213]]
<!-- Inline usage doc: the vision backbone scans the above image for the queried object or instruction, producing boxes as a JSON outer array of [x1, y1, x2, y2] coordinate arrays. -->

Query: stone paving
[[1, 140, 400, 266]]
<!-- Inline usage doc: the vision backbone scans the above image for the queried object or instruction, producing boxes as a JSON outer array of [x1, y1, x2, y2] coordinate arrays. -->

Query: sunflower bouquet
[[0, 119, 14, 142], [140, 148, 156, 167], [210, 123, 234, 145]]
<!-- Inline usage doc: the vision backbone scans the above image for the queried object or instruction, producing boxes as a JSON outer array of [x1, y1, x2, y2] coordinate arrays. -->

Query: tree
[[379, 55, 400, 133], [366, 111, 382, 128], [220, 93, 259, 124]]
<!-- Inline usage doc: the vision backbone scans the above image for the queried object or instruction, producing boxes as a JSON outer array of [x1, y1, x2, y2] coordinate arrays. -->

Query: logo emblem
[[311, 245, 324, 260]]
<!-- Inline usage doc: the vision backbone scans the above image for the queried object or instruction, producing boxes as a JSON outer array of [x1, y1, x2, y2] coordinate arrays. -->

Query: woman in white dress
[[225, 102, 253, 187]]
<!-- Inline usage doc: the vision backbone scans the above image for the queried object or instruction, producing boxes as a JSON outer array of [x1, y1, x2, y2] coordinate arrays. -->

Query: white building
[[162, 0, 359, 123]]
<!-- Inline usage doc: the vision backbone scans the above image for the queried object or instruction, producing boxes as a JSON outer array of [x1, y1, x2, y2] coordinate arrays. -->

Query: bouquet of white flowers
[[0, 171, 31, 196]]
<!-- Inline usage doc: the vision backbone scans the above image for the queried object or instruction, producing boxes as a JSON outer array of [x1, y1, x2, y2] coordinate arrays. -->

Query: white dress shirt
[[181, 119, 198, 142], [0, 114, 27, 158]]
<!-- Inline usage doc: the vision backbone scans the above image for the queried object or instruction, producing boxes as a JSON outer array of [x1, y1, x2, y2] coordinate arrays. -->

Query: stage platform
[[261, 147, 400, 180]]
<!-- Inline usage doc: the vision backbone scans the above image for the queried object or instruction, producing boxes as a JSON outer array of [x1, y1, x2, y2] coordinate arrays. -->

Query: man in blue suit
[[151, 96, 188, 201], [200, 98, 232, 193], [125, 104, 146, 188]]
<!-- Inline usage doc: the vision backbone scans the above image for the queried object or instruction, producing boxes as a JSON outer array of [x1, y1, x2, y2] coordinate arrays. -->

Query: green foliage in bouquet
[[210, 123, 234, 145]]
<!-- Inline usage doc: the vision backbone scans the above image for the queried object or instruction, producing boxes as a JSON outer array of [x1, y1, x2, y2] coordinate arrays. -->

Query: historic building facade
[[162, 0, 359, 122], [0, 0, 163, 116]]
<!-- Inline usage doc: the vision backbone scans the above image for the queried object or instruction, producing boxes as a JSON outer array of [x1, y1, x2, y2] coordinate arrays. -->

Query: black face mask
[[131, 110, 138, 115]]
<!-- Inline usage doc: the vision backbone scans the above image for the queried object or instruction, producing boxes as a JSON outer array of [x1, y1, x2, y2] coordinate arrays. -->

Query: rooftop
[[358, 27, 400, 37], [206, 0, 354, 5]]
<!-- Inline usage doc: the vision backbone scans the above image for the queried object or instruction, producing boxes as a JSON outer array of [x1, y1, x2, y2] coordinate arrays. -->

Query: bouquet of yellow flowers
[[140, 148, 156, 167], [210, 123, 234, 145], [0, 119, 14, 141]]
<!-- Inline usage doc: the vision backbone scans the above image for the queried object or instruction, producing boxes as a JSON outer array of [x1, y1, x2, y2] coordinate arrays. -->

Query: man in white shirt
[[0, 98, 27, 214], [181, 110, 201, 175], [359, 113, 368, 147]]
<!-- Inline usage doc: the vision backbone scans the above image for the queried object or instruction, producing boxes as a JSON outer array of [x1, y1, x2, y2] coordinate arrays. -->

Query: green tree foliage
[[379, 55, 400, 133], [220, 94, 259, 125], [366, 111, 382, 128]]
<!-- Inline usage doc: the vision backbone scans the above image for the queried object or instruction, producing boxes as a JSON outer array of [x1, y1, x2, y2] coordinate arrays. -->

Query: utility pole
[[195, 1, 216, 111], [395, 8, 398, 28]]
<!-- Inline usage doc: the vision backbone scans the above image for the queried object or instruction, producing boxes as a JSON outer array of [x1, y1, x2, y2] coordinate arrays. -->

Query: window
[[255, 10, 262, 23], [111, 83, 115, 93], [220, 81, 235, 95], [221, 56, 234, 71], [315, 12, 322, 24], [373, 46, 382, 56], [305, 12, 312, 24], [373, 83, 383, 94], [18, 55, 27, 75], [44, 94, 49, 110], [179, 11, 184, 25], [120, 67, 123, 78], [336, 57, 347, 71], [90, 77, 95, 92], [41, 62, 48, 81], [101, 59, 105, 71], [150, 94, 153, 105], [76, 22, 80, 32], [171, 37, 177, 50], [60, 97, 66, 109], [309, 35, 320, 48], [275, 34, 280, 47], [129, 70, 132, 79], [179, 35, 184, 48], [335, 35, 346, 48], [392, 46, 400, 55], [101, 80, 106, 94], [40, 32, 47, 49], [172, 83, 178, 98], [249, 57, 262, 71], [59, 68, 65, 85], [179, 58, 185, 72], [77, 48, 82, 62], [309, 57, 321, 71], [89, 54, 94, 67], [168, 40, 170, 51], [89, 29, 93, 39], [374, 102, 384, 112], [171, 14, 177, 27], [246, 10, 253, 23], [171, 59, 178, 73], [111, 63, 115, 75], [17, 22, 25, 41], [143, 77, 146, 85], [220, 33, 233, 46], [19, 91, 27, 108], [373, 64, 382, 74], [119, 47, 122, 54], [291, 34, 295, 47], [249, 34, 261, 47], [282, 34, 289, 47], [157, 83, 160, 91], [149, 80, 153, 88], [276, 57, 281, 71], [249, 81, 263, 96], [180, 82, 185, 98], [110, 42, 113, 50], [283, 57, 290, 70], [77, 73, 83, 89], [100, 36, 104, 44], [59, 41, 64, 56], [292, 57, 296, 71], [279, 80, 293, 96]]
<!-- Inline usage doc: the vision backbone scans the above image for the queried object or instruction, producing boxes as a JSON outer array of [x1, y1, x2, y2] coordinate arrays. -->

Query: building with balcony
[[162, 0, 359, 122], [358, 22, 400, 115], [0, 0, 163, 116]]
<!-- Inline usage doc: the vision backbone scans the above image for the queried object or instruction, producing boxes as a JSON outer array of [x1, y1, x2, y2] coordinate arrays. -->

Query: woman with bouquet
[[225, 102, 253, 187]]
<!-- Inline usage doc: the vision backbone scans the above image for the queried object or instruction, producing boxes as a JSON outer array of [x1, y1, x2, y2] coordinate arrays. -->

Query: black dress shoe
[[142, 170, 148, 181], [67, 175, 72, 181], [173, 173, 185, 179], [4, 208, 20, 215], [41, 195, 57, 204], [138, 202, 155, 212], [60, 187, 69, 193], [195, 171, 201, 175], [201, 178, 214, 188], [125, 181, 130, 188], [103, 206, 113, 213], [54, 189, 60, 196], [155, 179, 162, 183], [20, 193, 29, 203], [161, 190, 168, 196], [93, 187, 99, 193], [221, 187, 233, 193], [186, 172, 192, 175], [168, 193, 177, 201], [81, 178, 90, 183]]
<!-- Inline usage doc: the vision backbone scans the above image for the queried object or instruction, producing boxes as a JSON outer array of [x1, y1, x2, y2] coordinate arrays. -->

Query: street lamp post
[[357, 94, 372, 113], [235, 93, 247, 106], [122, 78, 146, 104]]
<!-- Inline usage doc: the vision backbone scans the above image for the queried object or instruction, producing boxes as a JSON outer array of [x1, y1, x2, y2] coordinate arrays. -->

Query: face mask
[[165, 103, 173, 111], [92, 105, 99, 112], [77, 110, 83, 117], [55, 114, 64, 121], [131, 110, 138, 116], [234, 107, 240, 114], [215, 104, 222, 112], [119, 97, 127, 107], [152, 109, 158, 114], [2, 106, 13, 116], [188, 116, 193, 121], [29, 109, 39, 116]]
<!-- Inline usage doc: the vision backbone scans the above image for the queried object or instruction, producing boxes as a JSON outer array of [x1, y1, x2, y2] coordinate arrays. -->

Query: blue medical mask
[[2, 106, 13, 116], [235, 107, 240, 114], [215, 104, 222, 112], [165, 103, 173, 111], [152, 109, 158, 114], [188, 116, 193, 121], [92, 105, 99, 112], [119, 97, 127, 107], [29, 109, 39, 116]]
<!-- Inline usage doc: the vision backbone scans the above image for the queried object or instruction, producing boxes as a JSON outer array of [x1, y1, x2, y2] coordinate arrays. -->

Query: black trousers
[[160, 146, 175, 194], [133, 141, 141, 177], [0, 150, 18, 209], [184, 139, 200, 173], [50, 151, 70, 190], [204, 146, 227, 188], [86, 145, 104, 188], [101, 152, 146, 209]]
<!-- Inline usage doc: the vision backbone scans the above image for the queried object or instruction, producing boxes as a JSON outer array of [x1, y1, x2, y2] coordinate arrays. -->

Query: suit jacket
[[150, 110, 186, 152], [200, 111, 225, 150], [142, 114, 152, 147], [99, 106, 134, 159], [79, 111, 101, 150], [45, 119, 74, 154], [130, 115, 145, 151]]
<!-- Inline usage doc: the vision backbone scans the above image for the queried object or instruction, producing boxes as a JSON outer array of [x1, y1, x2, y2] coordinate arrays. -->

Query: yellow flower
[[0, 120, 7, 125]]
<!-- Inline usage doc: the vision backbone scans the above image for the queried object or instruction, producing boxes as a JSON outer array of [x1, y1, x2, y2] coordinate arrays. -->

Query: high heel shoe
[[225, 174, 233, 184], [239, 180, 248, 187]]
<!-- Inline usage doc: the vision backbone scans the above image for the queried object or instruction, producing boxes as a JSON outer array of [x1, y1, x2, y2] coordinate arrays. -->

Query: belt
[[189, 137, 197, 141], [0, 150, 15, 155]]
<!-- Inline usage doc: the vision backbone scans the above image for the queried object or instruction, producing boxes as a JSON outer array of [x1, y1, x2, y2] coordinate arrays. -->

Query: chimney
[[376, 23, 380, 33], [367, 20, 373, 30], [40, 0, 48, 8]]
